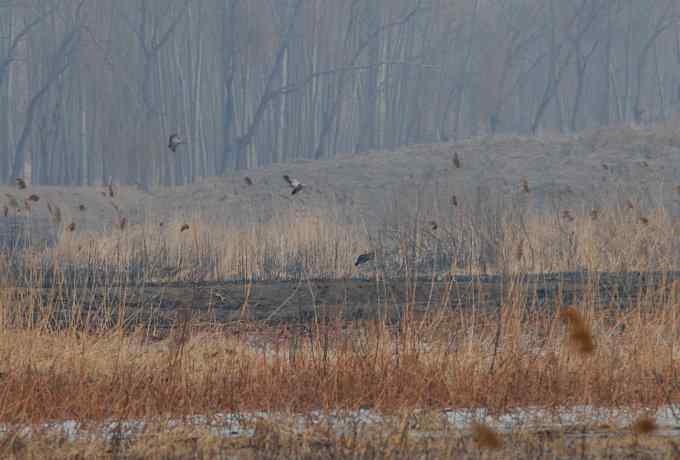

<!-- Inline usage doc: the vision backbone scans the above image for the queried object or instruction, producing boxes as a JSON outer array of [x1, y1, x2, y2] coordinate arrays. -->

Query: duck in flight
[[283, 175, 305, 195], [168, 133, 184, 152]]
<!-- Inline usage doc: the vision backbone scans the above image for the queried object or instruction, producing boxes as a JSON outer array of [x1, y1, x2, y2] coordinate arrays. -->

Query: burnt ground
[[31, 271, 678, 329]]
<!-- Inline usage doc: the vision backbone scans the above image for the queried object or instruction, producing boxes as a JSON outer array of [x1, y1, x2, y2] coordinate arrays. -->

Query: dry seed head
[[78, 204, 86, 211], [560, 307, 595, 354], [2, 206, 7, 217], [23, 199, 30, 212], [561, 209, 574, 222], [118, 216, 127, 231], [107, 183, 115, 198], [521, 177, 530, 193], [514, 239, 524, 262], [631, 416, 657, 435], [471, 423, 503, 450], [625, 199, 634, 210], [601, 163, 608, 171], [15, 177, 26, 189], [429, 220, 438, 231], [66, 222, 76, 232], [638, 216, 649, 225], [453, 152, 461, 168], [672, 280, 680, 306], [590, 209, 599, 220], [451, 194, 458, 206], [27, 194, 39, 202], [675, 185, 680, 195], [244, 177, 253, 186]]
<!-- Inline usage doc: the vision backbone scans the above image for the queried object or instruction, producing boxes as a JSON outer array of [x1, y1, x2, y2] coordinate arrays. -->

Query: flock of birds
[[2, 135, 470, 271], [168, 132, 374, 268]]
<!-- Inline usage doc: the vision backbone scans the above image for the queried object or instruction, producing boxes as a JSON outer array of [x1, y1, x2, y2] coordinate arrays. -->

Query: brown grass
[[0, 139, 679, 456]]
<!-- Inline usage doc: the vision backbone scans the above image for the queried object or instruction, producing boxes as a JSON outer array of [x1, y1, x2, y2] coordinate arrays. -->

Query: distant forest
[[1, 0, 680, 185]]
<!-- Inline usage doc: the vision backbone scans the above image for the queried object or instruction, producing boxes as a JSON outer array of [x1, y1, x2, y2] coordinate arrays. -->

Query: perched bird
[[283, 175, 305, 195], [168, 133, 184, 152], [15, 177, 26, 190], [354, 251, 375, 267], [180, 223, 190, 232], [244, 177, 253, 186], [453, 152, 461, 169]]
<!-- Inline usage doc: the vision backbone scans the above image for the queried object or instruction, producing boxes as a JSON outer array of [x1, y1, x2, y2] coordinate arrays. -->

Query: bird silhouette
[[283, 175, 305, 195], [354, 251, 375, 267], [168, 133, 184, 152], [453, 152, 461, 169]]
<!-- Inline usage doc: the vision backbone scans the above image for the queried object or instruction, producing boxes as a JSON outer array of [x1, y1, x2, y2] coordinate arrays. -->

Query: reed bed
[[0, 177, 679, 457]]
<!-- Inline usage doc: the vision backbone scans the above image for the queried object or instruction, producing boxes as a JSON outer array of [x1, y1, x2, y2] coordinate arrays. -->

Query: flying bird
[[354, 251, 375, 267], [283, 175, 305, 195], [15, 177, 26, 190], [168, 133, 184, 152]]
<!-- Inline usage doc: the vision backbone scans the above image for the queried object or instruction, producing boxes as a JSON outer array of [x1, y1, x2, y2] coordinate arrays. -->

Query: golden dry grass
[[0, 126, 679, 456]]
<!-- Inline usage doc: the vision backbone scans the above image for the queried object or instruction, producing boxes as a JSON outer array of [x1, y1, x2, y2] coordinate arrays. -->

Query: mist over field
[[1, 0, 680, 186]]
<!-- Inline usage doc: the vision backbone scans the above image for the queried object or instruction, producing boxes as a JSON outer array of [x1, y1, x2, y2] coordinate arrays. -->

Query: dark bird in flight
[[244, 177, 253, 186], [453, 152, 461, 169], [168, 133, 184, 152], [283, 175, 304, 195], [15, 177, 26, 190], [354, 251, 375, 267]]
